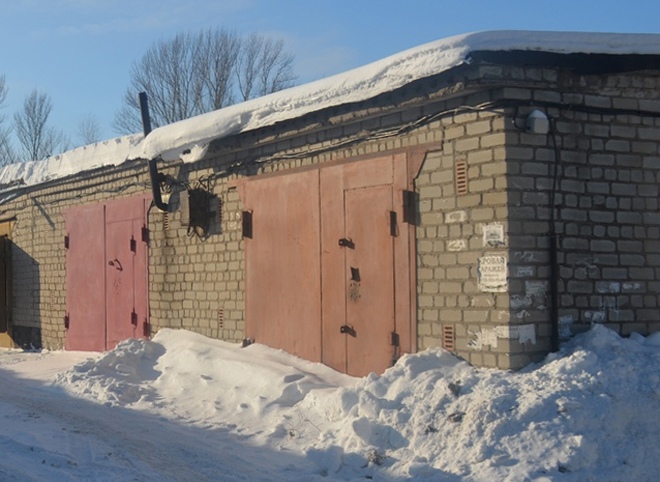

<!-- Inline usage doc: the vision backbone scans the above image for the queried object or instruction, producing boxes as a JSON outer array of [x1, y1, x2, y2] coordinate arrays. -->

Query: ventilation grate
[[455, 160, 468, 196], [442, 324, 456, 351], [163, 212, 170, 231], [218, 198, 224, 228], [217, 308, 224, 329]]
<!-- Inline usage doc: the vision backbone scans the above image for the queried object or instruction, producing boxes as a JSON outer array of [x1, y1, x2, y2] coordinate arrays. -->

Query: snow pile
[[55, 338, 164, 406], [304, 327, 660, 480], [3, 30, 660, 191], [50, 325, 660, 481]]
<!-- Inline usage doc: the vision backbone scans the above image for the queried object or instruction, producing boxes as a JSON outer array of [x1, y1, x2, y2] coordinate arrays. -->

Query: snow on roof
[[0, 134, 142, 194], [2, 30, 659, 192]]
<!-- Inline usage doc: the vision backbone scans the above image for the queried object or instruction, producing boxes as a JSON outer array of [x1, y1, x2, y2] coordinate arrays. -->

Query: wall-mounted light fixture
[[526, 109, 550, 135]]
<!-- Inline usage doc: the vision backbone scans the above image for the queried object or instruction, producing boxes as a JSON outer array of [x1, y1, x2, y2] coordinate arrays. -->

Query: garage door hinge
[[131, 310, 138, 326], [64, 314, 70, 329], [391, 331, 401, 367], [130, 237, 137, 253], [403, 190, 417, 224], [242, 211, 253, 239], [141, 226, 149, 244], [389, 211, 398, 237], [64, 235, 70, 249]]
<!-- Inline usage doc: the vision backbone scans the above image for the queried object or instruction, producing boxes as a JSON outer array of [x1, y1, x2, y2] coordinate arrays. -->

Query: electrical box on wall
[[180, 188, 216, 238]]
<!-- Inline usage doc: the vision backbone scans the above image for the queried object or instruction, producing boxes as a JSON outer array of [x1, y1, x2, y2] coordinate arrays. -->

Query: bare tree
[[77, 113, 102, 145], [114, 31, 213, 133], [199, 28, 240, 110], [0, 75, 15, 167], [234, 34, 261, 101], [0, 129, 14, 167], [114, 28, 296, 134], [236, 34, 296, 101], [14, 89, 67, 162]]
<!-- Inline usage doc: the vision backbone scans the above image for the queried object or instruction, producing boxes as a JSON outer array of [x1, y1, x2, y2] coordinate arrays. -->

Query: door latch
[[338, 238, 354, 249], [340, 325, 357, 337], [108, 259, 123, 271]]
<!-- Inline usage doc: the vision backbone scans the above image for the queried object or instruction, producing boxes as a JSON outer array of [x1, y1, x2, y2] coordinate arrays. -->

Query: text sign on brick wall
[[482, 223, 505, 248], [478, 255, 508, 292]]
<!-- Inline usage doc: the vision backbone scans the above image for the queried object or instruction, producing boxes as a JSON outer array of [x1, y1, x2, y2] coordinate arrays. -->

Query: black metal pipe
[[139, 92, 152, 136], [548, 118, 561, 352], [139, 92, 168, 212], [548, 230, 560, 352]]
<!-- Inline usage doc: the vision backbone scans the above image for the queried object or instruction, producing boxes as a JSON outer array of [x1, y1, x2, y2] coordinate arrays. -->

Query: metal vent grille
[[442, 324, 456, 351], [218, 198, 224, 227], [455, 160, 468, 196], [163, 212, 170, 231], [217, 308, 224, 329]]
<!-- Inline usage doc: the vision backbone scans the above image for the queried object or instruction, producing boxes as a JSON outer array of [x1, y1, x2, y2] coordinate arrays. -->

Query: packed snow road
[[0, 357, 323, 482]]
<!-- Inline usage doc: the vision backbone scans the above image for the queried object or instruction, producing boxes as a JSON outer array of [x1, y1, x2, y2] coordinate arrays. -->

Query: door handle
[[340, 325, 357, 337], [108, 259, 123, 271], [338, 238, 354, 249]]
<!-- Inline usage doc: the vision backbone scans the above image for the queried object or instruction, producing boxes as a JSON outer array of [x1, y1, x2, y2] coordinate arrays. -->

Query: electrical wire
[[548, 116, 563, 352]]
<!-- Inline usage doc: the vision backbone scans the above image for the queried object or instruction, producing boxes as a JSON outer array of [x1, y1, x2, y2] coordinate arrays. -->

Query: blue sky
[[1, 0, 659, 146]]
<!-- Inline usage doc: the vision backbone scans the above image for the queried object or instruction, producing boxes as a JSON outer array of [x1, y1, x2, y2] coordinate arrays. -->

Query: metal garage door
[[242, 154, 414, 376], [243, 169, 322, 362], [63, 195, 149, 351]]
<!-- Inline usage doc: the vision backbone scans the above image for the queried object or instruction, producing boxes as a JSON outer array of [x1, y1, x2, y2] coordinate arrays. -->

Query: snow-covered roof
[[2, 30, 660, 192], [0, 134, 142, 193]]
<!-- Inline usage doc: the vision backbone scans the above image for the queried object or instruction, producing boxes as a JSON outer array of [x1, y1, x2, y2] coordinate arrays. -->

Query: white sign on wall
[[478, 255, 508, 292], [482, 223, 505, 247]]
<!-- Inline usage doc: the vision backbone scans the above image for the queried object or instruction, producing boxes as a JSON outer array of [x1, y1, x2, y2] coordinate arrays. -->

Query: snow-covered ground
[[1, 326, 659, 481]]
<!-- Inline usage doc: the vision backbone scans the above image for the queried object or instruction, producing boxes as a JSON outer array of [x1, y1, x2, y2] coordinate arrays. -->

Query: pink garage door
[[242, 154, 414, 376], [63, 196, 149, 351], [243, 169, 322, 363]]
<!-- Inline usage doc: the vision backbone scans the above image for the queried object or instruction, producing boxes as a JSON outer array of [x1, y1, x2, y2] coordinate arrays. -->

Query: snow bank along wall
[[1, 44, 660, 373]]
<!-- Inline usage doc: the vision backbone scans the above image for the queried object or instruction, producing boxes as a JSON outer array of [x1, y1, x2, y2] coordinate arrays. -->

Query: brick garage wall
[[534, 70, 659, 336], [502, 67, 660, 367], [147, 167, 247, 342], [414, 97, 519, 369], [414, 65, 660, 370]]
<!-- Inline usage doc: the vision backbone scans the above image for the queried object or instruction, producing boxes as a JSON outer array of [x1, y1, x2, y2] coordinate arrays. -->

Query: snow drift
[[48, 326, 660, 481]]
